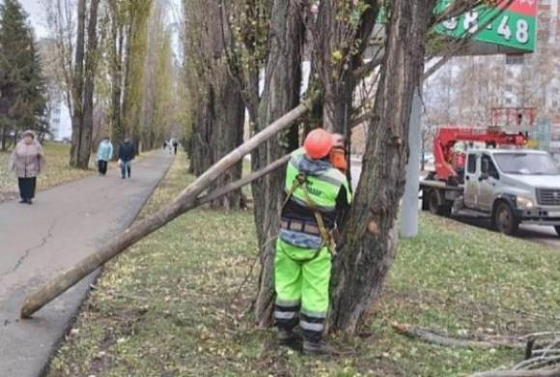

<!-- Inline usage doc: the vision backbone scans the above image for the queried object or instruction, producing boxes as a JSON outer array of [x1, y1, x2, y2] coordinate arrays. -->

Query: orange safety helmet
[[304, 128, 334, 160]]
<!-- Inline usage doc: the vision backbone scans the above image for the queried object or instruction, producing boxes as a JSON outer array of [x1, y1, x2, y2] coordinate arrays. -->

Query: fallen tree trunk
[[197, 155, 290, 205], [469, 366, 560, 377], [20, 102, 310, 318], [392, 324, 525, 350]]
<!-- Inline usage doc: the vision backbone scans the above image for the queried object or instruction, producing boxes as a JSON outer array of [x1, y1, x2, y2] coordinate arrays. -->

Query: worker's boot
[[302, 340, 336, 356], [278, 329, 303, 348]]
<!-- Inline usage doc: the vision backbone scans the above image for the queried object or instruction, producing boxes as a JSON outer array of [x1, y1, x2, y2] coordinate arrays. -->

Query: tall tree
[[183, 0, 246, 209], [121, 0, 151, 151], [253, 0, 305, 326], [56, 0, 101, 168], [107, 0, 126, 151], [329, 0, 437, 333], [0, 0, 46, 150]]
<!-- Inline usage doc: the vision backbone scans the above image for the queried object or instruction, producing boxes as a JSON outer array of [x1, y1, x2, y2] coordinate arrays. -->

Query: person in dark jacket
[[118, 138, 135, 179]]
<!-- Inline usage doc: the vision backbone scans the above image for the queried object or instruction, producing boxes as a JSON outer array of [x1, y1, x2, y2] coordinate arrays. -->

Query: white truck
[[421, 149, 560, 236]]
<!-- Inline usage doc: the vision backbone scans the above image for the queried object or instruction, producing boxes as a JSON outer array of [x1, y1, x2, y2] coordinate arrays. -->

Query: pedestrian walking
[[96, 137, 113, 176], [274, 128, 351, 355], [8, 130, 46, 204], [118, 138, 135, 179], [172, 139, 179, 155]]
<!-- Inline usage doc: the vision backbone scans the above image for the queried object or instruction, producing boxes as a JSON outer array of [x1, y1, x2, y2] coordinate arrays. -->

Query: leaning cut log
[[20, 102, 310, 318], [197, 155, 290, 205]]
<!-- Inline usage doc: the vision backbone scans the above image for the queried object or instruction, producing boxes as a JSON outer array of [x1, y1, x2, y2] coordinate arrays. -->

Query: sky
[[16, 0, 183, 40], [18, 0, 49, 38]]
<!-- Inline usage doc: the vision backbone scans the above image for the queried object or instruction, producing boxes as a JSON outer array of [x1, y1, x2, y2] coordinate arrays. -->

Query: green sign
[[435, 0, 537, 53]]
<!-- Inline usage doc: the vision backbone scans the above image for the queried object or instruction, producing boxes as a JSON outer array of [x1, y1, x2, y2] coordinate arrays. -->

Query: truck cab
[[462, 149, 560, 235]]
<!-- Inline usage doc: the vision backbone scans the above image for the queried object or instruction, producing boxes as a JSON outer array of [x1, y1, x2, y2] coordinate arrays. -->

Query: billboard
[[435, 0, 537, 53]]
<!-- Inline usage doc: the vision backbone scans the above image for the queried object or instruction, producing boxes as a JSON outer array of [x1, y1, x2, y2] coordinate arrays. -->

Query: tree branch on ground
[[392, 324, 525, 350]]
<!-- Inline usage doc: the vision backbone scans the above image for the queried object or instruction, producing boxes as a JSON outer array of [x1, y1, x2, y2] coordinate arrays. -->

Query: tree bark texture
[[186, 0, 245, 209], [109, 1, 125, 155], [329, 0, 436, 334], [79, 0, 100, 168], [69, 0, 86, 168], [207, 70, 245, 210], [253, 0, 304, 327]]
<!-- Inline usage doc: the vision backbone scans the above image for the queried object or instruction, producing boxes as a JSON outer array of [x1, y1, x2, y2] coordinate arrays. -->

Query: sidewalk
[[0, 151, 173, 376]]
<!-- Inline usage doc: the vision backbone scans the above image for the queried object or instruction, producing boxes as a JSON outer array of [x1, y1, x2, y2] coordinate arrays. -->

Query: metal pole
[[400, 87, 422, 238]]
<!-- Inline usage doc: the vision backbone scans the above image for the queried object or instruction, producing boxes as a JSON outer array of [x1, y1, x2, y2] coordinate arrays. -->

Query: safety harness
[[281, 173, 336, 261]]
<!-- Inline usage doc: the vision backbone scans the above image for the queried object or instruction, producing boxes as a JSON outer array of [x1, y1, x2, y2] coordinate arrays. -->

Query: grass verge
[[47, 153, 560, 377]]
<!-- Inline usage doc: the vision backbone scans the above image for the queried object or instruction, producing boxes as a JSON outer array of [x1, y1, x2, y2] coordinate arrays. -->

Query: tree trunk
[[189, 92, 213, 176], [209, 73, 245, 209], [329, 0, 436, 334], [184, 0, 245, 209], [69, 0, 86, 168], [110, 4, 124, 157], [253, 0, 304, 327], [1, 126, 7, 151], [79, 0, 100, 169]]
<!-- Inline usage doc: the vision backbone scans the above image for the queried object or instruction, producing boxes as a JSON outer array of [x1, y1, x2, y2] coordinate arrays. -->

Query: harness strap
[[280, 173, 336, 260]]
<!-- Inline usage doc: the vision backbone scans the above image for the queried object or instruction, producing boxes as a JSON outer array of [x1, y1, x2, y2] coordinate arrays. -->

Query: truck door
[[464, 153, 478, 208], [478, 154, 499, 212]]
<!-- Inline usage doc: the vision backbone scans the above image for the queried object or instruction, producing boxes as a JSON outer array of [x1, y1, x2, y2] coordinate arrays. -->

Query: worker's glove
[[330, 147, 348, 173]]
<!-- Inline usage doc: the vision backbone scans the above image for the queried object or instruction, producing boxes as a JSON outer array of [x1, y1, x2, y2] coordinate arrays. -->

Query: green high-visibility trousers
[[274, 239, 331, 343]]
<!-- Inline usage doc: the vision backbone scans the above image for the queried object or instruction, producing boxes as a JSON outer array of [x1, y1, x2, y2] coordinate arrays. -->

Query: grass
[[0, 142, 93, 202], [47, 153, 560, 377]]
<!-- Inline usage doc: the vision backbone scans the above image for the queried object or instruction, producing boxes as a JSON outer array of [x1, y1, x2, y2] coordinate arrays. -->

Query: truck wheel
[[428, 189, 451, 217], [493, 202, 519, 236], [428, 189, 441, 215], [555, 226, 560, 238]]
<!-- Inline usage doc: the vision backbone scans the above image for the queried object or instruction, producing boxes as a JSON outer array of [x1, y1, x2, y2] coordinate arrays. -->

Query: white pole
[[401, 87, 422, 238]]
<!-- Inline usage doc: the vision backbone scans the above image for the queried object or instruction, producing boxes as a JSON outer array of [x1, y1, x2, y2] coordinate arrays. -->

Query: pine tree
[[0, 0, 46, 149]]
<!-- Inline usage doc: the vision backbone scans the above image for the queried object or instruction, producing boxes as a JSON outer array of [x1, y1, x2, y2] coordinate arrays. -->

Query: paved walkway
[[0, 151, 173, 376]]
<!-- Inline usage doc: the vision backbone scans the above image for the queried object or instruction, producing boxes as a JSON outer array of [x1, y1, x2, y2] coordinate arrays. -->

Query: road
[[351, 161, 560, 249], [0, 151, 173, 377]]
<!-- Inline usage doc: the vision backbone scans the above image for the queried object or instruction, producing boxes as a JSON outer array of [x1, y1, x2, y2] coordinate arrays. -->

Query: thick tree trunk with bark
[[185, 0, 245, 209], [208, 69, 245, 210], [1, 126, 7, 151], [189, 94, 213, 176], [253, 0, 304, 327], [69, 0, 86, 168], [79, 0, 100, 168], [329, 0, 436, 334], [110, 3, 124, 155]]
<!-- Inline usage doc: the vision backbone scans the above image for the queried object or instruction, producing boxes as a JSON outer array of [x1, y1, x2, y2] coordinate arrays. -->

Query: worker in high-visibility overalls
[[274, 128, 351, 355]]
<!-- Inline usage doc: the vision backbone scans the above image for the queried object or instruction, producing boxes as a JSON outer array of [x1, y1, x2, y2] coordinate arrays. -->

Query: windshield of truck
[[493, 153, 560, 175]]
